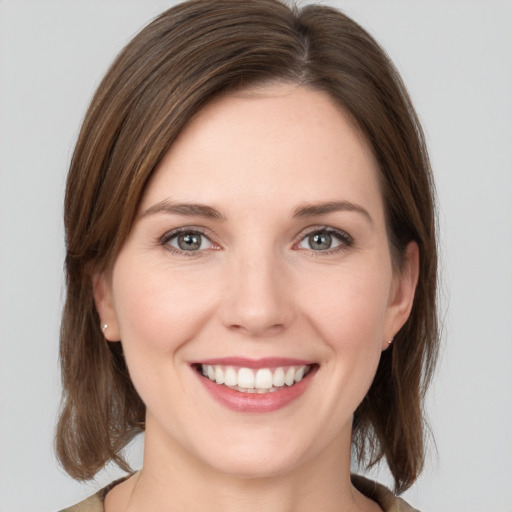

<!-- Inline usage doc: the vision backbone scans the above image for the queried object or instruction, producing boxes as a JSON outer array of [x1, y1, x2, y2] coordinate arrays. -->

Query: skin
[[94, 83, 419, 512]]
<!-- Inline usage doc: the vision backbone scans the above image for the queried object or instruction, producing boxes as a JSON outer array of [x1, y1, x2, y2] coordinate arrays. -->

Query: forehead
[[141, 84, 383, 220]]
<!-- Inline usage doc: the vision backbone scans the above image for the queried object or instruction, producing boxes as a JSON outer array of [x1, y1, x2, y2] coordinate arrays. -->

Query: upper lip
[[191, 357, 315, 369]]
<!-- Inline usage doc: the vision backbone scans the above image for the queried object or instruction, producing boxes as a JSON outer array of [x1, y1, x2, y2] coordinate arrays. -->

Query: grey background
[[1, 1, 511, 511]]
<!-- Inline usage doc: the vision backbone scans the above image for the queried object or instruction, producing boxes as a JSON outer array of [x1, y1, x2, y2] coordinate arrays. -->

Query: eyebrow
[[140, 199, 372, 224], [292, 201, 373, 224], [140, 200, 226, 221]]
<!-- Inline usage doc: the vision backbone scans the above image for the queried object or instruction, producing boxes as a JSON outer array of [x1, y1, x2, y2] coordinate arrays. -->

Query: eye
[[162, 229, 214, 253], [296, 228, 352, 252]]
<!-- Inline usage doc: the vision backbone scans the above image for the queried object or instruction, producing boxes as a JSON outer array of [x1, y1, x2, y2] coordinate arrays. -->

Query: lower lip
[[196, 368, 316, 413]]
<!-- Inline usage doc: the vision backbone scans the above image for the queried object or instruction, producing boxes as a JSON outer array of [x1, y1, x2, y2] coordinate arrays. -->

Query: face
[[95, 84, 418, 478]]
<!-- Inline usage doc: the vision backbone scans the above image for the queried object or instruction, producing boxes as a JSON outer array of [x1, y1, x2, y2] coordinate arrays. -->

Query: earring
[[387, 337, 394, 345], [101, 323, 108, 332]]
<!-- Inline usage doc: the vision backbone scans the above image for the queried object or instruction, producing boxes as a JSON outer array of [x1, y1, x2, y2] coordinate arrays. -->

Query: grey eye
[[298, 230, 344, 251], [309, 232, 332, 250], [168, 231, 211, 251], [178, 233, 201, 250]]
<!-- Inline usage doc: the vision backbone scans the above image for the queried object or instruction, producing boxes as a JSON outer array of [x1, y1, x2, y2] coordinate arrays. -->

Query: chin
[[203, 447, 303, 480]]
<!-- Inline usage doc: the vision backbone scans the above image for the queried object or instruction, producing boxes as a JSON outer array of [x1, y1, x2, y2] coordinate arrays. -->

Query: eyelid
[[293, 225, 354, 252], [157, 224, 352, 256], [159, 226, 220, 255]]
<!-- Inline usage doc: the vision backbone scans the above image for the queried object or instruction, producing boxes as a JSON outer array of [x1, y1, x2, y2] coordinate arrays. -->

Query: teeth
[[215, 366, 225, 385], [200, 364, 310, 393], [237, 368, 255, 389], [255, 369, 273, 389], [285, 367, 295, 386], [224, 367, 237, 386], [294, 366, 305, 382], [273, 367, 285, 387]]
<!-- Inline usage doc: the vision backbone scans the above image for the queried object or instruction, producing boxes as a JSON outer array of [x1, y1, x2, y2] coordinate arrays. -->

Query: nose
[[219, 250, 296, 338]]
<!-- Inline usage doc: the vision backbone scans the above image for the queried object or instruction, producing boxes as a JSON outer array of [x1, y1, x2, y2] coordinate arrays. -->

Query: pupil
[[178, 233, 201, 250], [310, 232, 331, 250]]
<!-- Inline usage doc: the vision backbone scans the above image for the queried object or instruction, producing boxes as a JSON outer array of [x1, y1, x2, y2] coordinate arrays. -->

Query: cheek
[[302, 264, 391, 345], [111, 261, 218, 355], [299, 264, 390, 394], [109, 262, 219, 418]]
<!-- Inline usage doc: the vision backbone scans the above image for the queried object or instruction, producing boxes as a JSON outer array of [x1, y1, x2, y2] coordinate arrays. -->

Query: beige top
[[59, 474, 419, 512]]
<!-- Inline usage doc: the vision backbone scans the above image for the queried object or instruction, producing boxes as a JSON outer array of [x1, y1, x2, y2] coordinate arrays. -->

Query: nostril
[[228, 322, 285, 336]]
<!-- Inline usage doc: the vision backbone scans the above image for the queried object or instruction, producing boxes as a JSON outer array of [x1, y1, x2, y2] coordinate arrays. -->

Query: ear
[[382, 241, 420, 350], [92, 272, 121, 342]]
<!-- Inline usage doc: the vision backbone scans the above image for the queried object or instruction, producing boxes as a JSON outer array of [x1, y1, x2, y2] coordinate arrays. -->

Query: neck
[[118, 415, 377, 512]]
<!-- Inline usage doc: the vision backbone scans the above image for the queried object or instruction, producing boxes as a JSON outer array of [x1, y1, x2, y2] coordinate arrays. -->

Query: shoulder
[[351, 474, 421, 512], [59, 492, 103, 512], [58, 475, 131, 512]]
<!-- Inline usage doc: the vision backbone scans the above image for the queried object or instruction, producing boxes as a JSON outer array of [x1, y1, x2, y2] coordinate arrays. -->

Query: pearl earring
[[102, 323, 108, 332]]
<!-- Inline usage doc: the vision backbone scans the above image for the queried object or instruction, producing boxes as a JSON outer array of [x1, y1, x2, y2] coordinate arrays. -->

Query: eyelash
[[158, 225, 354, 256], [159, 227, 216, 257], [293, 226, 354, 255]]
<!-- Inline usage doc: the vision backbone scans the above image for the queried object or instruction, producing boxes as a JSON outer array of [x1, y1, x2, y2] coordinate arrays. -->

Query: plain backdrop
[[1, 1, 511, 511]]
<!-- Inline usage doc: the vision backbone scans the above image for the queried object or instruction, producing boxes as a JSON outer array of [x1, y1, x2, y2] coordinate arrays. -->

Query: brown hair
[[57, 0, 439, 494]]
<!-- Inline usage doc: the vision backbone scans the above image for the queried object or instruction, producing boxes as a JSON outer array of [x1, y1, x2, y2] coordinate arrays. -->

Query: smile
[[199, 364, 311, 394], [192, 359, 317, 413]]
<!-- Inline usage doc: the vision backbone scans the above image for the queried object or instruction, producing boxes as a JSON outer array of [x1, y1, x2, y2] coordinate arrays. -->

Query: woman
[[57, 1, 439, 510]]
